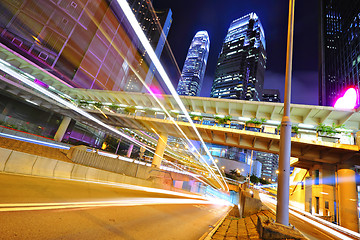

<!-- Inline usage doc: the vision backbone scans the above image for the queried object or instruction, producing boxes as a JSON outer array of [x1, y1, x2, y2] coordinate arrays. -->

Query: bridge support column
[[127, 144, 134, 158], [337, 165, 359, 232], [54, 116, 71, 142], [152, 132, 168, 168], [356, 131, 360, 148]]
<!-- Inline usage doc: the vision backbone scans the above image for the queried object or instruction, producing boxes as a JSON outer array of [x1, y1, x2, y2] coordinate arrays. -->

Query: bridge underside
[[84, 110, 360, 169]]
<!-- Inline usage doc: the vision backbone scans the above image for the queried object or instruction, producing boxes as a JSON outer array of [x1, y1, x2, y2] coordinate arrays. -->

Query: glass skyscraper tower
[[210, 13, 266, 100], [177, 31, 210, 96], [319, 0, 360, 106]]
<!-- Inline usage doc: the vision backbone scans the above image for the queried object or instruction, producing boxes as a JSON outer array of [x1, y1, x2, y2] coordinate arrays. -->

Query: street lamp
[[276, 0, 295, 226]]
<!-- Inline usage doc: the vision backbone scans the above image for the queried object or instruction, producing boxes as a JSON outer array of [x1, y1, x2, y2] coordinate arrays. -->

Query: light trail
[[0, 3, 227, 191], [0, 60, 200, 184], [0, 197, 230, 212], [0, 132, 70, 150], [260, 193, 360, 240], [14, 171, 231, 205], [116, 0, 228, 191]]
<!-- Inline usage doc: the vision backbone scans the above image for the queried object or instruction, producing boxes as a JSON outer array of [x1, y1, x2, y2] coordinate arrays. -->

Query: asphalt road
[[0, 173, 230, 240], [261, 195, 352, 240]]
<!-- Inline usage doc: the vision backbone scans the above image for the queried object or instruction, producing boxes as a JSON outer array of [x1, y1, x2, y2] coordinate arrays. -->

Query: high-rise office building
[[255, 152, 278, 182], [210, 13, 266, 101], [177, 31, 210, 96], [319, 0, 360, 106], [126, 2, 172, 92], [257, 88, 280, 181], [262, 89, 281, 102], [0, 0, 171, 91]]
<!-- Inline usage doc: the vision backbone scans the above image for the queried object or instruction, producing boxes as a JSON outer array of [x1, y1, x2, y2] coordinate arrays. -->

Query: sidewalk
[[210, 209, 276, 240]]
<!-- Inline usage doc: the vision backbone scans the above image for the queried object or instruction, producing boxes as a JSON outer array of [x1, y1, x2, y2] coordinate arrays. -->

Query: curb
[[198, 206, 233, 240]]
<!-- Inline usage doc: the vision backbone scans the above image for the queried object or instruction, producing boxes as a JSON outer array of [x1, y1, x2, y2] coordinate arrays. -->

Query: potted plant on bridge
[[292, 124, 299, 137], [316, 123, 341, 143], [245, 118, 266, 128], [276, 124, 300, 137], [109, 104, 120, 112], [78, 99, 89, 108], [189, 113, 203, 123], [214, 115, 232, 125], [94, 102, 103, 109], [124, 106, 136, 115]]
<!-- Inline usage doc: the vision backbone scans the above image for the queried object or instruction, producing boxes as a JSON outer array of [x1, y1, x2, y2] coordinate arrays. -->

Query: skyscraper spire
[[177, 31, 210, 96]]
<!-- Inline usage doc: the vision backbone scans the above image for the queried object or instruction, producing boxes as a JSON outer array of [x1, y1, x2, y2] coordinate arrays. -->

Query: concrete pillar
[[1, 102, 12, 115], [356, 131, 360, 148], [337, 166, 359, 232], [152, 132, 168, 168], [127, 144, 134, 158], [54, 116, 71, 142]]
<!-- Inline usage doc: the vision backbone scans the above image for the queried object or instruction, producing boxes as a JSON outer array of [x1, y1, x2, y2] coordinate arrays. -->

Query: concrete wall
[[0, 147, 202, 196], [0, 147, 160, 189], [68, 147, 191, 182], [238, 187, 265, 218], [289, 168, 309, 211]]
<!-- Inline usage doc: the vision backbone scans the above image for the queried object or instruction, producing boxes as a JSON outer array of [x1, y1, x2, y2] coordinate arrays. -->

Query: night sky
[[153, 0, 319, 105]]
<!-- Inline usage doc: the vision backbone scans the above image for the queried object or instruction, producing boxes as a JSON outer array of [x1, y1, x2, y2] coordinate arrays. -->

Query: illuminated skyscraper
[[210, 13, 266, 100], [177, 31, 210, 96], [319, 0, 360, 106]]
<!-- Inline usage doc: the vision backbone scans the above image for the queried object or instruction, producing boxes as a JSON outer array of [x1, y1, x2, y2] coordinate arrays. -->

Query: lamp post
[[276, 0, 295, 226]]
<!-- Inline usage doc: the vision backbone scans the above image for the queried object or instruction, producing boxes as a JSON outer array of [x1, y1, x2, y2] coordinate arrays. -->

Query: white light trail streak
[[260, 193, 359, 240], [0, 198, 228, 212], [116, 0, 228, 191]]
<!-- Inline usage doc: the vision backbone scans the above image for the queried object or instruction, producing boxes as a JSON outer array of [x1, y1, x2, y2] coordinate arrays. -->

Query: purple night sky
[[153, 0, 319, 105]]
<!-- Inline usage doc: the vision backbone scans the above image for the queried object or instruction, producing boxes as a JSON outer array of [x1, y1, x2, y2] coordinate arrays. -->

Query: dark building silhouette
[[319, 0, 360, 106], [262, 89, 281, 102]]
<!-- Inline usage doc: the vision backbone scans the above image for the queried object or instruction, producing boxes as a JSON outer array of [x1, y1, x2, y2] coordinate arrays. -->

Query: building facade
[[319, 0, 360, 106], [126, 3, 172, 92], [255, 151, 278, 182], [177, 31, 210, 96], [0, 0, 171, 147], [0, 0, 171, 92], [210, 13, 266, 101]]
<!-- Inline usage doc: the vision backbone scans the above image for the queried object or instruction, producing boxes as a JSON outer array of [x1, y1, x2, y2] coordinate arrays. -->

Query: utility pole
[[276, 0, 295, 226]]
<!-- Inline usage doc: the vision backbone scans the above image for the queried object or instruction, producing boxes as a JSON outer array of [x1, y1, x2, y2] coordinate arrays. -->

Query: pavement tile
[[212, 235, 224, 240], [224, 237, 237, 240], [212, 209, 288, 240], [237, 235, 249, 240]]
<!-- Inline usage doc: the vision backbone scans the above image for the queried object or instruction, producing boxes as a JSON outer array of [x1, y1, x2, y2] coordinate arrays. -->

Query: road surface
[[0, 173, 230, 240]]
